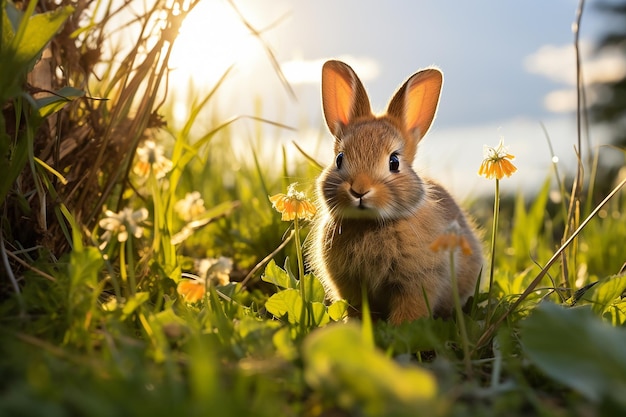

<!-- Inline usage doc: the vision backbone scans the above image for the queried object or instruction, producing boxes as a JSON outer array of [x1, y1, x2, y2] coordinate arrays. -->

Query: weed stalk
[[486, 178, 500, 325], [450, 250, 472, 376]]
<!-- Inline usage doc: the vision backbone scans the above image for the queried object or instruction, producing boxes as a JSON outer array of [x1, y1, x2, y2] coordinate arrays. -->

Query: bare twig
[[574, 0, 586, 164], [561, 0, 586, 295], [6, 250, 57, 283], [238, 229, 295, 290], [0, 230, 25, 316]]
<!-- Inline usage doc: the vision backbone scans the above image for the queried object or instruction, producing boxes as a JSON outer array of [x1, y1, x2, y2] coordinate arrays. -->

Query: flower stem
[[450, 249, 472, 376], [149, 171, 161, 253], [120, 240, 128, 296], [294, 217, 309, 331], [293, 217, 305, 283], [126, 237, 136, 295], [486, 178, 500, 324], [361, 281, 374, 350]]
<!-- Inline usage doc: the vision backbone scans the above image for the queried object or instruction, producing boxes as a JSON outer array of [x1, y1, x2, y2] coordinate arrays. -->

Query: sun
[[168, 0, 260, 91]]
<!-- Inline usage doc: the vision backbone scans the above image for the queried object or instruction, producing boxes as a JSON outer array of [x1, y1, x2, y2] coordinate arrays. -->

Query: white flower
[[133, 140, 173, 179], [99, 207, 149, 246], [174, 191, 206, 222], [195, 256, 233, 286]]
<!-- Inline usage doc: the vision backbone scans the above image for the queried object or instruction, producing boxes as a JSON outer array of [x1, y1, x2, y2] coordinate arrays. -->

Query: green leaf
[[376, 318, 456, 355], [152, 307, 188, 331], [236, 315, 281, 341], [328, 299, 348, 321], [65, 226, 105, 343], [68, 242, 103, 289], [303, 324, 437, 415], [207, 286, 235, 342], [0, 4, 74, 101], [297, 273, 326, 303], [604, 299, 626, 326], [509, 177, 551, 271], [283, 257, 298, 284], [121, 292, 150, 319], [12, 5, 74, 66], [3, 1, 21, 32], [309, 302, 330, 327], [520, 302, 626, 405], [265, 288, 302, 324], [0, 118, 29, 204], [579, 273, 626, 316], [35, 86, 84, 118], [261, 260, 297, 289], [1, 2, 22, 53], [272, 326, 298, 360]]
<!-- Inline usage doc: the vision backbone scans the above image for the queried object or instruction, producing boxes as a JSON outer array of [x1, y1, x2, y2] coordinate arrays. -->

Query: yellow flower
[[429, 221, 473, 256], [133, 140, 173, 179], [478, 139, 517, 180], [269, 183, 316, 221]]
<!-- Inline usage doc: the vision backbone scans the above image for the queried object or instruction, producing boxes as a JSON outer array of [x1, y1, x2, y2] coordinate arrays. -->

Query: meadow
[[1, 1, 626, 416]]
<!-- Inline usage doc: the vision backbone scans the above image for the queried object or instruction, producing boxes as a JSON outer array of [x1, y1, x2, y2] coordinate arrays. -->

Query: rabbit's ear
[[387, 68, 443, 143], [322, 60, 372, 137]]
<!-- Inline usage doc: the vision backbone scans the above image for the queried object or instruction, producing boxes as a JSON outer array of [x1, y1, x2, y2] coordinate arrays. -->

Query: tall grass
[[1, 1, 625, 416]]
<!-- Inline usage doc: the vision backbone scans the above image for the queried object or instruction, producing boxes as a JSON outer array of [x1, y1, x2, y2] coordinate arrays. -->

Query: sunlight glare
[[282, 56, 381, 85], [169, 1, 260, 91]]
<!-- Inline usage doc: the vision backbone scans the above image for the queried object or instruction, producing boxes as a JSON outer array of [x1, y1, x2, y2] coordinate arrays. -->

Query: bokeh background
[[164, 0, 626, 198]]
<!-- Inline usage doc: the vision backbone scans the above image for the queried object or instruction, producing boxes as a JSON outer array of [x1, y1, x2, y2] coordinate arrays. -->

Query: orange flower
[[478, 139, 517, 180], [176, 257, 233, 303], [429, 221, 473, 256], [269, 183, 316, 221], [177, 279, 206, 303]]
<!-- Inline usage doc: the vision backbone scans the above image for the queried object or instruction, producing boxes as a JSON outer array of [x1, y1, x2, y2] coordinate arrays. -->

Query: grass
[[1, 1, 626, 416]]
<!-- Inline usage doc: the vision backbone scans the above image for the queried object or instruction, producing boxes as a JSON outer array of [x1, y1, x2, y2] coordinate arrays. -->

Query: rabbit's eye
[[335, 152, 344, 169], [389, 153, 400, 172]]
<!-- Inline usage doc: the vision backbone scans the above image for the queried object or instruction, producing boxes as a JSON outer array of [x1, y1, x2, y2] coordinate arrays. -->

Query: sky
[[167, 0, 625, 199]]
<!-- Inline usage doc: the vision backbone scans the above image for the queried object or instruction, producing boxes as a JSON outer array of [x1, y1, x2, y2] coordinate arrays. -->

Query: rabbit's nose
[[350, 174, 372, 199], [349, 187, 369, 199]]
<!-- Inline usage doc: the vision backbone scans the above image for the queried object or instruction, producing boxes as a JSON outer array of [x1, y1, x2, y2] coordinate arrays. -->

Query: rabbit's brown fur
[[309, 60, 483, 324]]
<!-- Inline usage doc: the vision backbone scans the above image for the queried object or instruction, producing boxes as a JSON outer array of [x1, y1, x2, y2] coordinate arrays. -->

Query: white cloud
[[524, 40, 626, 113], [543, 89, 577, 113], [281, 55, 381, 85], [543, 87, 610, 113], [524, 42, 582, 85], [585, 50, 626, 84]]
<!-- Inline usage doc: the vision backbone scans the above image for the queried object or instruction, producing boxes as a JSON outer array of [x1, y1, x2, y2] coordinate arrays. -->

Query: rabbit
[[308, 60, 483, 325]]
